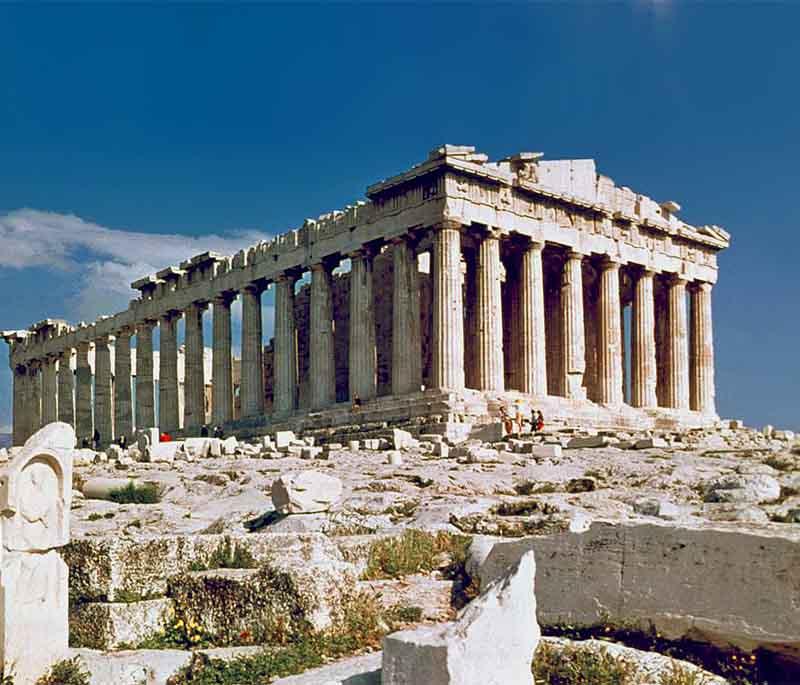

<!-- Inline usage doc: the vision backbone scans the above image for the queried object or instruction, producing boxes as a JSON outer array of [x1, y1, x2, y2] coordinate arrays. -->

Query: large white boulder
[[701, 474, 781, 504], [23, 422, 77, 451], [271, 471, 343, 514], [382, 550, 538, 685], [146, 442, 183, 464]]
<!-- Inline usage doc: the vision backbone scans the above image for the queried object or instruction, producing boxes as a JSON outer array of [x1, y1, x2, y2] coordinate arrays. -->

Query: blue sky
[[0, 3, 798, 431]]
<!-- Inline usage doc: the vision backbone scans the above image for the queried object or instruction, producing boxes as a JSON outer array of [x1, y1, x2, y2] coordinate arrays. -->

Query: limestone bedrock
[[382, 550, 538, 685]]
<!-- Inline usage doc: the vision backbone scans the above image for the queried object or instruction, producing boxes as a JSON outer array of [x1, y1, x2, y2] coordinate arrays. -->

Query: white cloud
[[0, 209, 267, 321]]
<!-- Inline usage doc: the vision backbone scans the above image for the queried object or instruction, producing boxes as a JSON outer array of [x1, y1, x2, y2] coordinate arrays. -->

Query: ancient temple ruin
[[3, 145, 730, 445]]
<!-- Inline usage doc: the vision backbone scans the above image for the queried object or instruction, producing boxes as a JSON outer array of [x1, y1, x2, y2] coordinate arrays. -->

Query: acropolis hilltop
[[3, 144, 730, 446]]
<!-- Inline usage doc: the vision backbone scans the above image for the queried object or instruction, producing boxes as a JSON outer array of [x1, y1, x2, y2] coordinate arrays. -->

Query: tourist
[[352, 394, 361, 413], [117, 434, 127, 449], [536, 410, 545, 432], [214, 425, 224, 439], [500, 406, 514, 436], [200, 425, 209, 437], [92, 429, 100, 450], [160, 432, 172, 443]]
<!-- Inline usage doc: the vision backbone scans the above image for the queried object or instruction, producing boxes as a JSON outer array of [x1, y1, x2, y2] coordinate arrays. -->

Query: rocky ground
[[8, 419, 799, 685]]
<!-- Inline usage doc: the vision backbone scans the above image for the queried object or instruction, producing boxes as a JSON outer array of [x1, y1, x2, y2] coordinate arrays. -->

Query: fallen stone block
[[391, 428, 414, 450], [477, 520, 800, 661], [701, 474, 781, 504], [382, 550, 538, 685], [386, 451, 403, 466], [300, 446, 324, 460], [221, 436, 239, 455], [348, 440, 360, 451], [70, 598, 173, 650], [82, 477, 136, 500], [470, 422, 505, 443], [434, 443, 450, 458], [275, 431, 296, 449], [523, 444, 562, 459], [146, 441, 183, 464], [271, 653, 382, 685], [566, 477, 596, 493], [271, 471, 344, 514], [73, 448, 98, 466], [566, 435, 610, 449], [23, 421, 77, 451], [634, 437, 668, 450]]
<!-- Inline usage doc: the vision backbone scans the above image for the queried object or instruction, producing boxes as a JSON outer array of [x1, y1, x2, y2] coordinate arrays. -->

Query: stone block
[[271, 471, 343, 514], [70, 598, 173, 650], [221, 436, 239, 455], [300, 446, 323, 460], [73, 448, 97, 466], [382, 551, 538, 685], [701, 474, 781, 504], [391, 428, 414, 450], [82, 477, 136, 500], [634, 437, 668, 450], [386, 451, 403, 466], [326, 443, 343, 451], [566, 435, 610, 449], [478, 520, 800, 660], [565, 477, 596, 493], [526, 444, 562, 459], [363, 439, 381, 450], [23, 421, 76, 451], [348, 440, 360, 451], [275, 431, 296, 449], [147, 442, 182, 464], [470, 422, 505, 443], [728, 420, 744, 430], [434, 443, 450, 458]]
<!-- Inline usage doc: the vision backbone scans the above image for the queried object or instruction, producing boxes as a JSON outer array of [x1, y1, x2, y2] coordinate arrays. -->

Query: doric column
[[94, 337, 113, 446], [12, 364, 26, 445], [135, 321, 156, 429], [240, 284, 265, 419], [309, 262, 336, 409], [690, 281, 716, 414], [28, 362, 42, 434], [57, 349, 75, 427], [518, 240, 548, 396], [41, 356, 58, 426], [432, 222, 465, 390], [666, 276, 690, 410], [75, 342, 93, 442], [114, 329, 133, 440], [212, 293, 234, 426], [561, 250, 586, 400], [597, 258, 624, 405], [631, 270, 658, 408], [349, 249, 377, 401], [391, 237, 422, 395], [274, 274, 298, 416], [159, 312, 180, 433], [475, 229, 504, 391], [183, 302, 207, 433]]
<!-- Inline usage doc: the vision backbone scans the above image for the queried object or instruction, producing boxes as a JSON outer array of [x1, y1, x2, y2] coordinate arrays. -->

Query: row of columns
[[11, 221, 716, 446]]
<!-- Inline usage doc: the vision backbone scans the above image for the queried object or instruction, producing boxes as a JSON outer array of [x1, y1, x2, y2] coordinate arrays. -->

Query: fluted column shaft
[[28, 363, 42, 435], [690, 282, 716, 414], [212, 294, 234, 426], [561, 251, 586, 399], [94, 338, 113, 446], [597, 259, 624, 405], [159, 313, 180, 433], [666, 277, 690, 410], [631, 270, 658, 407], [349, 250, 377, 401], [432, 223, 465, 390], [476, 230, 504, 391], [75, 343, 93, 441], [12, 365, 25, 445], [41, 357, 58, 426], [391, 238, 422, 395], [518, 241, 548, 395], [114, 330, 133, 439], [240, 285, 264, 418], [183, 302, 207, 433], [135, 322, 156, 429], [274, 275, 298, 416], [57, 350, 74, 428], [309, 263, 336, 409]]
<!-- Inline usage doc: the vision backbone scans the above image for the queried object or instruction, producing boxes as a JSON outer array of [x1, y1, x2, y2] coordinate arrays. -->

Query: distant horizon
[[1, 3, 797, 430]]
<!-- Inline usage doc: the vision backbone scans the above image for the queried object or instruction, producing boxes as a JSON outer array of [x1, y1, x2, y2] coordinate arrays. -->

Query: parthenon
[[3, 144, 730, 446]]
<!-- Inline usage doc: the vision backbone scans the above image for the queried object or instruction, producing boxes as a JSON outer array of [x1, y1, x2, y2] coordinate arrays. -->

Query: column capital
[[689, 280, 713, 294], [432, 219, 463, 233], [275, 268, 302, 285], [213, 291, 236, 306], [116, 325, 134, 339], [160, 309, 181, 324], [310, 260, 336, 275], [241, 280, 266, 296], [185, 300, 209, 313], [599, 255, 624, 270], [565, 249, 587, 262], [347, 245, 378, 261], [137, 319, 157, 333], [667, 273, 689, 287]]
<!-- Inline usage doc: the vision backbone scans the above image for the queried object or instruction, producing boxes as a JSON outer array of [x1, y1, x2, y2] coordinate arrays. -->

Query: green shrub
[[533, 642, 640, 685], [108, 482, 160, 504], [188, 538, 258, 571], [35, 657, 90, 685], [362, 529, 470, 580]]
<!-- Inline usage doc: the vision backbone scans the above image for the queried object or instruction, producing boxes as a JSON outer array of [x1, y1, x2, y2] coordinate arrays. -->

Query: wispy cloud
[[0, 209, 267, 321]]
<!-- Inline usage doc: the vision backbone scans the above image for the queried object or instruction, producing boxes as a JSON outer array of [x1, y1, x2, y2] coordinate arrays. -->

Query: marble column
[[159, 312, 180, 434], [12, 365, 25, 446], [57, 349, 74, 427], [309, 263, 336, 409], [631, 270, 658, 408], [41, 356, 58, 426], [75, 342, 93, 442], [183, 302, 207, 433], [432, 222, 465, 391], [274, 274, 298, 416], [349, 249, 377, 401], [212, 293, 234, 426], [135, 321, 156, 430], [391, 237, 422, 395], [463, 250, 478, 390], [475, 230, 504, 391], [597, 258, 623, 405], [518, 240, 548, 396], [114, 329, 133, 440], [28, 363, 42, 434], [240, 285, 265, 419], [666, 276, 690, 410], [561, 251, 586, 400], [690, 281, 716, 414], [94, 337, 113, 446]]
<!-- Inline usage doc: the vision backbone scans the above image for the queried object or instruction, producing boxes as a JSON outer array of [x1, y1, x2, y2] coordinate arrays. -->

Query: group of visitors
[[499, 402, 544, 436]]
